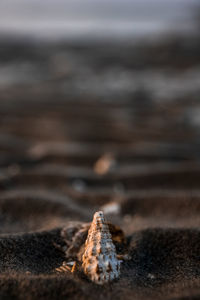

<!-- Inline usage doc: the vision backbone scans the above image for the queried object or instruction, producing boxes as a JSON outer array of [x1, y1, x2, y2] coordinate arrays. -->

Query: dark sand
[[0, 35, 200, 299]]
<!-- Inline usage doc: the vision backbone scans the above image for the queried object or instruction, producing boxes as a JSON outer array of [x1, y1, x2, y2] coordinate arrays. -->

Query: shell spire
[[82, 211, 121, 284]]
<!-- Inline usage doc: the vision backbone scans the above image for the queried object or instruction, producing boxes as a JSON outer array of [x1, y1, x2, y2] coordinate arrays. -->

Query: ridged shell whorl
[[82, 211, 121, 284]]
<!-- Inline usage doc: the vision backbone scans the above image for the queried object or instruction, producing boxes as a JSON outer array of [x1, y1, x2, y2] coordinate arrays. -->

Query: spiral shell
[[82, 211, 121, 284]]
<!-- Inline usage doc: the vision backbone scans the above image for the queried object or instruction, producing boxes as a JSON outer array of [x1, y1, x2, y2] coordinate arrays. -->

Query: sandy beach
[[0, 4, 200, 298]]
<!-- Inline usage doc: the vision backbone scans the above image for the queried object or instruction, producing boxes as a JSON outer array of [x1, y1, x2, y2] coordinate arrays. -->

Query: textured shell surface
[[82, 211, 121, 284]]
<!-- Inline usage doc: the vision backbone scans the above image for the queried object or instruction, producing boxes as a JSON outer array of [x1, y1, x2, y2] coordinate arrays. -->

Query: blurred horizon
[[0, 0, 200, 103], [0, 0, 199, 41]]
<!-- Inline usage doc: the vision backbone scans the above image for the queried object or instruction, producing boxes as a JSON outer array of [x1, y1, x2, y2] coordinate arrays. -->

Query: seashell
[[82, 211, 121, 284], [94, 153, 115, 175], [60, 220, 126, 263], [55, 261, 76, 273], [61, 222, 90, 260]]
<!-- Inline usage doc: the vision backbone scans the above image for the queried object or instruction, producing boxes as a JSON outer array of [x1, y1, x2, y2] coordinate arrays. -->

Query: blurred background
[[0, 0, 199, 102], [0, 0, 200, 229]]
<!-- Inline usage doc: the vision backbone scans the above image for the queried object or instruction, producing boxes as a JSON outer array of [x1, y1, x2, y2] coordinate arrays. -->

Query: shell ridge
[[82, 211, 121, 284]]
